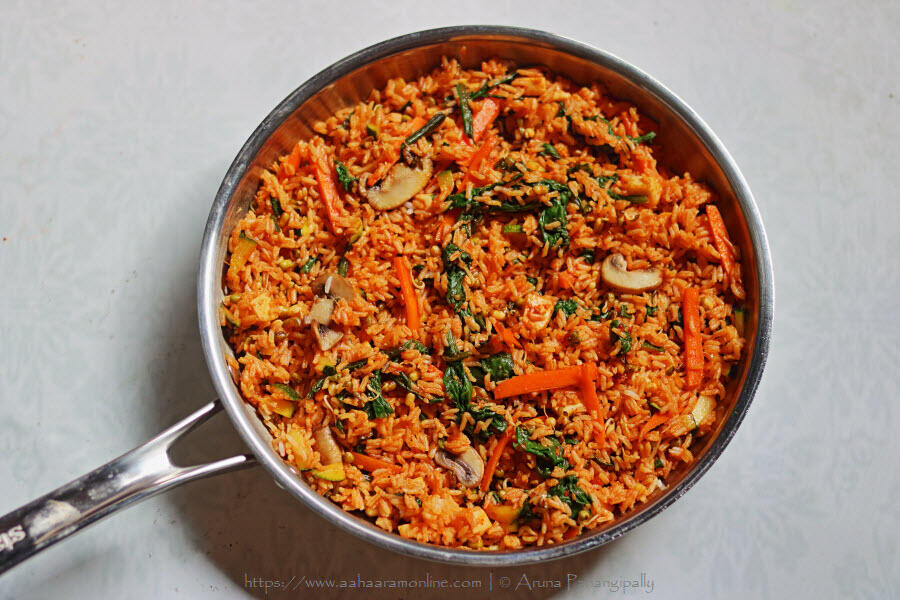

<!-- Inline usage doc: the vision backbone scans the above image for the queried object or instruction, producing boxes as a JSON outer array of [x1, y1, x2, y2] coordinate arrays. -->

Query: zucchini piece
[[485, 504, 520, 527], [271, 398, 296, 418], [227, 232, 257, 281], [690, 395, 715, 427], [437, 169, 454, 196], [312, 462, 346, 481]]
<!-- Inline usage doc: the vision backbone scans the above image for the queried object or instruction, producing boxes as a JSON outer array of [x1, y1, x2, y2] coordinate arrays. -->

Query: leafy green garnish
[[443, 361, 472, 413], [642, 341, 665, 353], [335, 420, 345, 435], [442, 243, 472, 311], [456, 83, 474, 139], [341, 110, 354, 129], [514, 427, 570, 477], [619, 305, 632, 318], [567, 163, 593, 175], [446, 177, 538, 216], [363, 371, 393, 419], [610, 319, 632, 354], [654, 457, 664, 469], [538, 198, 569, 249], [502, 223, 523, 234], [518, 498, 536, 522], [334, 160, 358, 192], [646, 305, 658, 317], [466, 406, 508, 440], [442, 331, 470, 361], [446, 270, 467, 311], [385, 339, 432, 361], [389, 371, 422, 400], [552, 298, 578, 319], [307, 364, 337, 398], [548, 475, 591, 517], [480, 352, 514, 383], [540, 143, 560, 159], [526, 276, 539, 288], [457, 308, 486, 331], [365, 123, 379, 140], [579, 249, 595, 264], [588, 307, 613, 322]]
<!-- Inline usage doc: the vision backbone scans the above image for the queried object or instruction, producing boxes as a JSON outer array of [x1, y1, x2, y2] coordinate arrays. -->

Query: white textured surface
[[1, 2, 898, 598]]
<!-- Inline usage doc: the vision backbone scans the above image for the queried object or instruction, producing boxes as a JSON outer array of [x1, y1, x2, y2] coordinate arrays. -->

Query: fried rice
[[219, 57, 746, 550]]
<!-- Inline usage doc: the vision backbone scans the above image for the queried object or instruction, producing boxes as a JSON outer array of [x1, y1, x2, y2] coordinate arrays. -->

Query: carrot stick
[[466, 134, 496, 175], [579, 363, 602, 443], [639, 413, 669, 442], [480, 426, 513, 492], [394, 255, 420, 333], [471, 98, 500, 143], [579, 363, 602, 419], [706, 205, 746, 299], [278, 143, 303, 181], [310, 145, 343, 235], [494, 321, 519, 349], [682, 287, 703, 389], [493, 365, 584, 399], [351, 452, 402, 473], [367, 117, 427, 186]]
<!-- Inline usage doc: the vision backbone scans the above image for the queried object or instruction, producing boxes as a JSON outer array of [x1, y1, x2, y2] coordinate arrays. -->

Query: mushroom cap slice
[[313, 321, 343, 351], [311, 273, 355, 301], [309, 297, 335, 325], [600, 253, 662, 293], [314, 425, 343, 465], [365, 157, 433, 210], [434, 447, 484, 488], [309, 273, 354, 351]]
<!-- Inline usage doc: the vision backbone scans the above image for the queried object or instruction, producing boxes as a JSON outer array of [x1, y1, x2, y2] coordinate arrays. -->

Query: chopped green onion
[[299, 256, 318, 274], [271, 197, 283, 218], [334, 160, 358, 192], [540, 143, 560, 159], [403, 112, 447, 146], [455, 83, 473, 139]]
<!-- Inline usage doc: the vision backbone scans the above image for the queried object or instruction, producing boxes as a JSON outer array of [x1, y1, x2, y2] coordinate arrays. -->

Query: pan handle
[[0, 399, 256, 575]]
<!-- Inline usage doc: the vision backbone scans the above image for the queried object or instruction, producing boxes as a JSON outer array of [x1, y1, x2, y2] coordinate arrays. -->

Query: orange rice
[[220, 58, 746, 550]]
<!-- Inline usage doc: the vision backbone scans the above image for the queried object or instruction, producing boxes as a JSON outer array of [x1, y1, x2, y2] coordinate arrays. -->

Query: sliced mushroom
[[314, 425, 343, 465], [309, 273, 355, 351], [435, 447, 484, 488], [309, 297, 335, 325], [312, 322, 342, 351], [311, 273, 355, 301], [365, 156, 433, 210], [600, 253, 662, 292]]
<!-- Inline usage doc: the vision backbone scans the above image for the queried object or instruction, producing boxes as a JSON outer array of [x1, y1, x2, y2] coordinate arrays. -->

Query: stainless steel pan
[[0, 26, 774, 573]]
